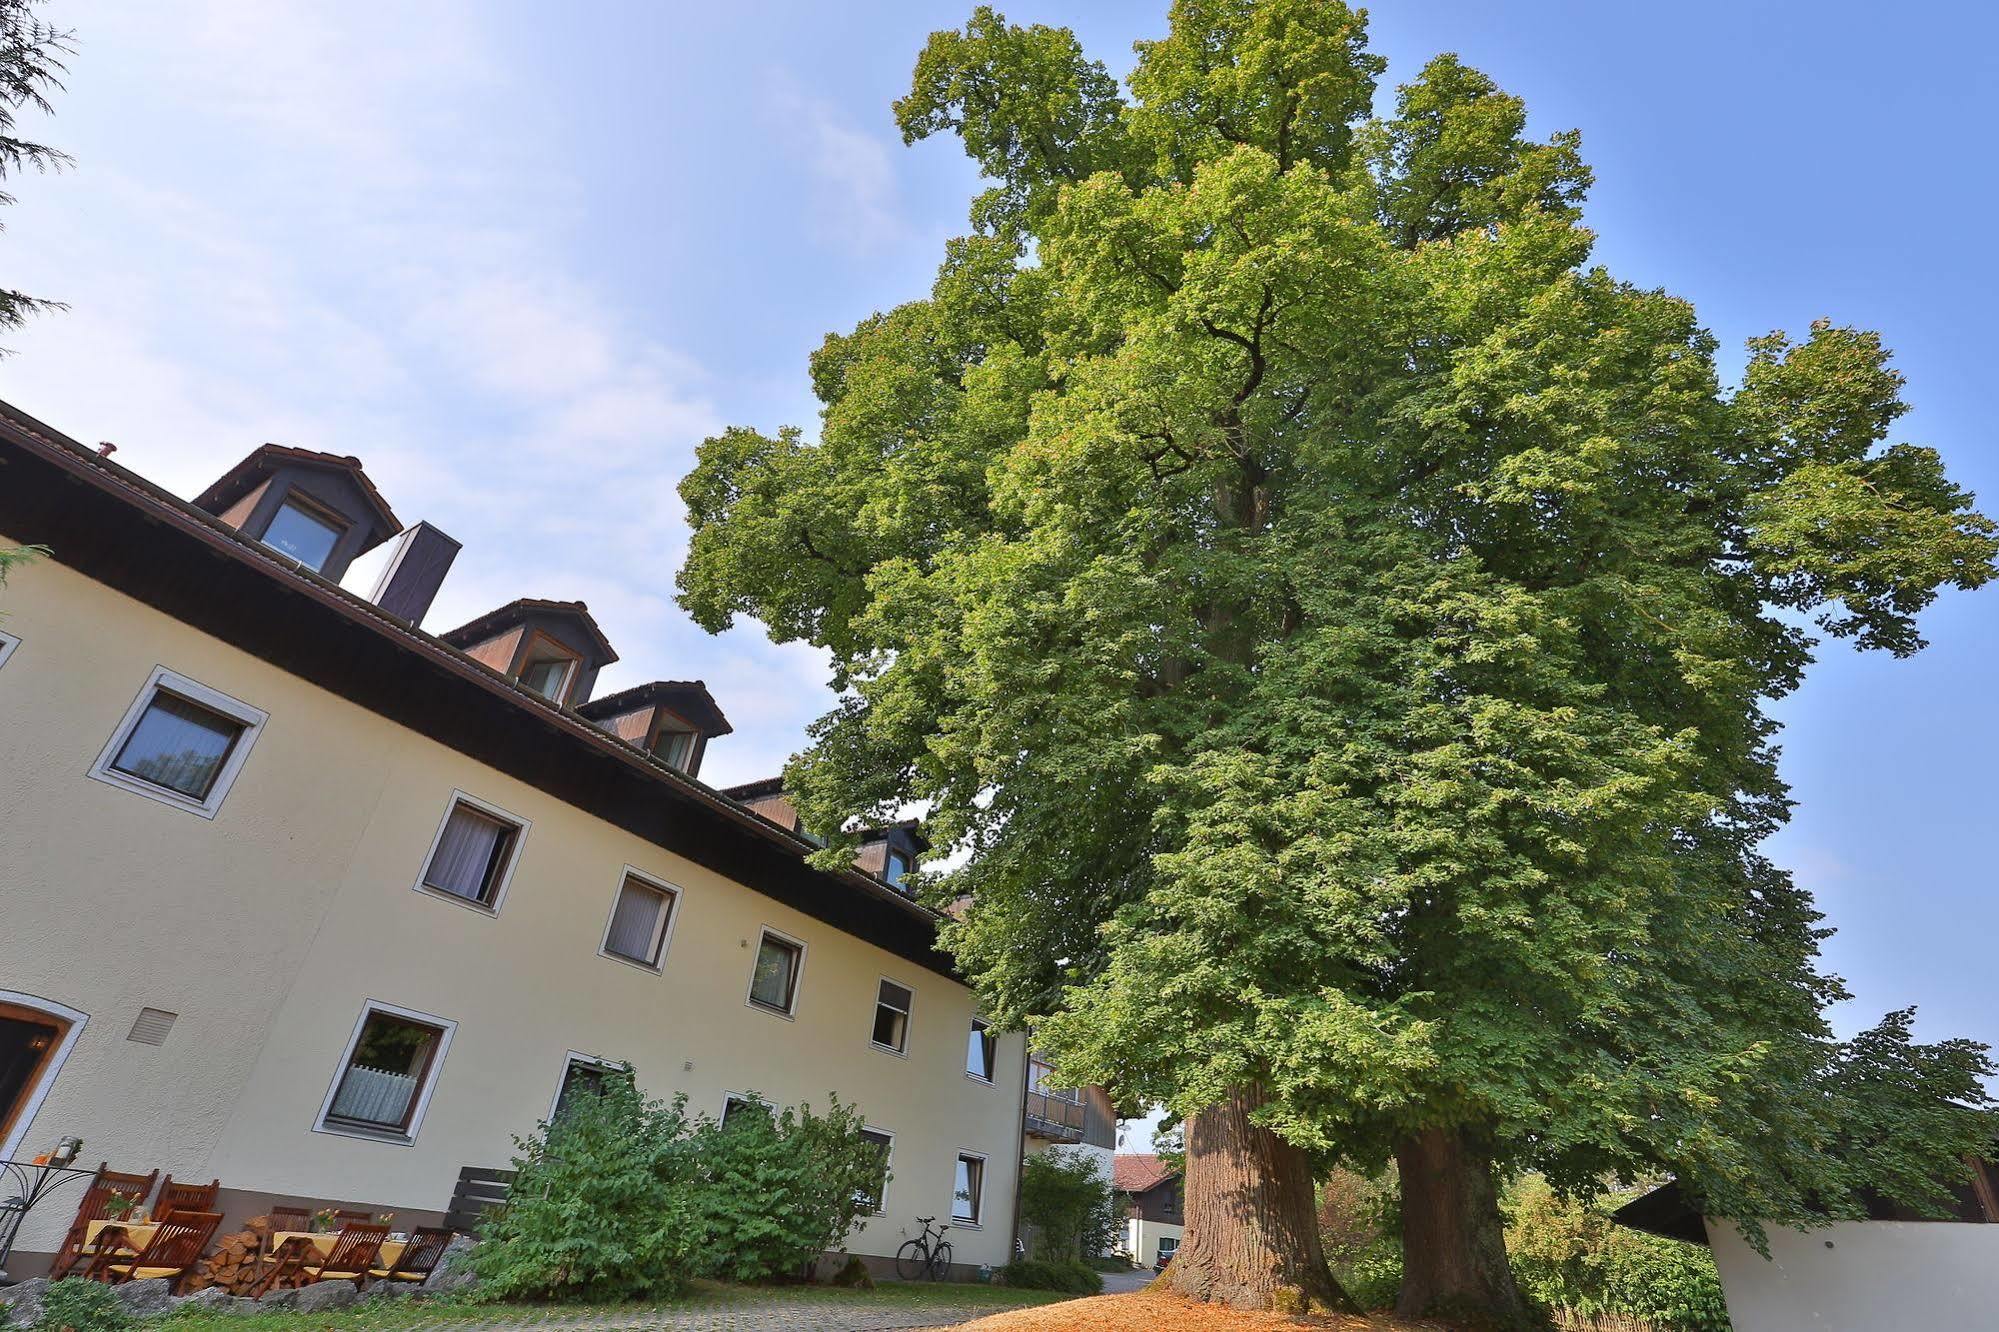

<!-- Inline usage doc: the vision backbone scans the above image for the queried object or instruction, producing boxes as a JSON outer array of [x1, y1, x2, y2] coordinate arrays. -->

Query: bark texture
[[1395, 1125, 1529, 1326], [1165, 1085, 1357, 1313]]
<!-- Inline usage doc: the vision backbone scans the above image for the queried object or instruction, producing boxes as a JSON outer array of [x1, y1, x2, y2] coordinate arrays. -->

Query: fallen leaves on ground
[[948, 1291, 1451, 1331]]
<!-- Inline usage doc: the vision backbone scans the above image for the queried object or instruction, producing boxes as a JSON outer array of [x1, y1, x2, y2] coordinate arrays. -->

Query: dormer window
[[884, 850, 911, 888], [656, 727, 695, 772], [518, 643, 580, 703], [260, 494, 346, 572]]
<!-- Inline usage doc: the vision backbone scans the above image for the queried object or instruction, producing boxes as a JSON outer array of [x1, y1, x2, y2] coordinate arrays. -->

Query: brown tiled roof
[[722, 776, 786, 799], [439, 597, 619, 664], [1113, 1154, 1178, 1195], [578, 679, 732, 736], [193, 442, 401, 534]]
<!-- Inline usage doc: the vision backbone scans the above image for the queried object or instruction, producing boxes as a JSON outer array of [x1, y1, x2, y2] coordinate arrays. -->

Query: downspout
[[1007, 1032, 1031, 1268]]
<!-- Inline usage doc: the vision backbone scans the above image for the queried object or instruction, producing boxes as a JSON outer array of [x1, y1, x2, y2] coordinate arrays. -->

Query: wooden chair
[[332, 1208, 376, 1225], [154, 1176, 221, 1219], [302, 1223, 389, 1289], [368, 1227, 454, 1284], [84, 1210, 221, 1292], [47, 1165, 160, 1279]]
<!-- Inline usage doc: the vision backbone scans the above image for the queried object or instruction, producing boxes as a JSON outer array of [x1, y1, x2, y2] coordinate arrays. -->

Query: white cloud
[[0, 0, 831, 786], [764, 70, 908, 256]]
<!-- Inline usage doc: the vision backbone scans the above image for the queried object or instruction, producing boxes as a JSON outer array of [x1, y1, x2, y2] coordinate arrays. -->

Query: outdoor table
[[82, 1219, 161, 1252], [270, 1231, 408, 1269]]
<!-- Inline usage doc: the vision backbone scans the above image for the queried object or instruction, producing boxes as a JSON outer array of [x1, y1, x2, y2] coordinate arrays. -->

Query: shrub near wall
[[1507, 1176, 1730, 1332], [470, 1070, 890, 1302]]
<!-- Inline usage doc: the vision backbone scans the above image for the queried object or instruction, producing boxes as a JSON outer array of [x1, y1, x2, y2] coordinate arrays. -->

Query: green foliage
[[32, 1279, 128, 1332], [1507, 1177, 1729, 1332], [676, 0, 1999, 1257], [684, 1093, 889, 1284], [1319, 1168, 1401, 1310], [0, 1, 71, 342], [1017, 1149, 1117, 1260], [469, 1070, 700, 1302], [1001, 1258, 1104, 1293], [471, 1071, 885, 1302]]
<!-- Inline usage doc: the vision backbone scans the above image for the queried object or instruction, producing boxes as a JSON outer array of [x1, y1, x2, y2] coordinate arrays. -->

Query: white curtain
[[115, 693, 237, 797], [424, 805, 505, 900], [605, 879, 666, 962], [329, 1064, 419, 1127]]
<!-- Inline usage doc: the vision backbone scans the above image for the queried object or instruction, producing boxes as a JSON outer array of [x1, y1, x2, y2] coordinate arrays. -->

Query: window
[[857, 1128, 893, 1214], [870, 979, 912, 1055], [88, 668, 267, 818], [966, 1019, 996, 1082], [600, 870, 679, 969], [317, 1003, 454, 1141], [952, 1152, 986, 1225], [1030, 1057, 1080, 1104], [883, 849, 910, 888], [551, 1054, 626, 1122], [655, 728, 695, 772], [261, 496, 345, 572], [747, 929, 804, 1015], [417, 793, 526, 910], [515, 633, 581, 704], [721, 1092, 773, 1128]]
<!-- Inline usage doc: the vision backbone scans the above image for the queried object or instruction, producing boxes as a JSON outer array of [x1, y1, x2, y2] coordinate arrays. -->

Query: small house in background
[[1114, 1152, 1183, 1271], [1613, 1156, 1999, 1330]]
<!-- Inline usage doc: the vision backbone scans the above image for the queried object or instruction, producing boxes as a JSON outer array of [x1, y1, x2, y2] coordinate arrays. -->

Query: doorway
[[0, 994, 86, 1159]]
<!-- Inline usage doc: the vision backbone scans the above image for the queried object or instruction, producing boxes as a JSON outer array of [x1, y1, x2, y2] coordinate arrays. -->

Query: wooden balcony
[[1024, 1090, 1086, 1143]]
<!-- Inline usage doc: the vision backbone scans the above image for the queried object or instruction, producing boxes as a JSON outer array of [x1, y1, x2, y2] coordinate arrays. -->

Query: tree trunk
[[1165, 1085, 1357, 1313], [1395, 1125, 1529, 1326]]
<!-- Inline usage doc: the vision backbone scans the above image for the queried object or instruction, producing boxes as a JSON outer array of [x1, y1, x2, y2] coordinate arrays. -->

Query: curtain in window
[[113, 693, 240, 798], [605, 879, 668, 962], [425, 805, 507, 901], [954, 1157, 982, 1221], [330, 1063, 419, 1127], [966, 1022, 995, 1080], [750, 937, 797, 1009]]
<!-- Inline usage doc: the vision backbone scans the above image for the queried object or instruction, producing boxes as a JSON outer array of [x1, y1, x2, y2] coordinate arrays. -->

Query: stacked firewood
[[180, 1215, 276, 1295]]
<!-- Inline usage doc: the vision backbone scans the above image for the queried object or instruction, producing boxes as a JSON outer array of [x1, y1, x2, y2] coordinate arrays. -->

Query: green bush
[[684, 1092, 888, 1284], [33, 1279, 129, 1332], [1507, 1175, 1730, 1332], [470, 1068, 700, 1301], [1320, 1167, 1403, 1311], [1002, 1258, 1104, 1293], [472, 1071, 890, 1300], [1017, 1149, 1117, 1261]]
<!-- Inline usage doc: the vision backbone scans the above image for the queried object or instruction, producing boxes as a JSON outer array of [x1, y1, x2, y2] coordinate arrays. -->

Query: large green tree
[[678, 2, 1996, 1318]]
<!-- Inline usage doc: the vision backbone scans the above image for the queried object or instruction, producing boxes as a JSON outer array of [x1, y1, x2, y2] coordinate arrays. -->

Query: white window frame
[[744, 926, 807, 1019], [0, 990, 88, 1161], [719, 1089, 775, 1127], [412, 789, 529, 915], [597, 866, 682, 973], [86, 666, 268, 819], [312, 999, 456, 1145], [546, 1049, 624, 1123], [965, 1017, 997, 1085], [0, 629, 19, 673], [858, 1125, 894, 1216], [869, 975, 914, 1058], [951, 1149, 988, 1228]]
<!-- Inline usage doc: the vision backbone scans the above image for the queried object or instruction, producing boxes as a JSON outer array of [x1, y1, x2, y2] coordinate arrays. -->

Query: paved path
[[1101, 1268, 1154, 1295], [356, 1293, 1061, 1331]]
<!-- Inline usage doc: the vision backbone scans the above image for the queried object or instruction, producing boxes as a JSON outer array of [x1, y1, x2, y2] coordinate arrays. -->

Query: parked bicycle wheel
[[928, 1240, 953, 1281], [895, 1238, 929, 1281]]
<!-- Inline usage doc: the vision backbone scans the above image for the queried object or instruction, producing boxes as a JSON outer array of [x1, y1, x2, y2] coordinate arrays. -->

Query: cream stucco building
[[0, 403, 1028, 1278]]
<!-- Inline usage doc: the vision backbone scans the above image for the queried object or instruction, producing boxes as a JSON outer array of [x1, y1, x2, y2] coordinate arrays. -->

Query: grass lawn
[[157, 1280, 1070, 1332]]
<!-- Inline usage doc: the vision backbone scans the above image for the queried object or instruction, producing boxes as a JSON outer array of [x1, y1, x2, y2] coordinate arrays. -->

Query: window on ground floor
[[857, 1128, 893, 1214], [953, 1152, 985, 1225], [318, 1004, 454, 1141], [551, 1054, 628, 1122]]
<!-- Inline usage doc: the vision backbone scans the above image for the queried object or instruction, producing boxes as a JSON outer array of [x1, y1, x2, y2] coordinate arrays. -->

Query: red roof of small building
[[1113, 1153, 1178, 1195]]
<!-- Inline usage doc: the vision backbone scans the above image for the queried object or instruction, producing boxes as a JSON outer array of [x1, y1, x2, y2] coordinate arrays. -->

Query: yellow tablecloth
[[81, 1220, 160, 1252], [270, 1231, 408, 1270]]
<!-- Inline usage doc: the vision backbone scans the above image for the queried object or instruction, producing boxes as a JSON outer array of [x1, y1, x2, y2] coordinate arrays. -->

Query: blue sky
[[5, 1, 1993, 1088]]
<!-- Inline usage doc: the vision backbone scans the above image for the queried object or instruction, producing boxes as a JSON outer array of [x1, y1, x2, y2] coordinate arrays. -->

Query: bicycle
[[894, 1215, 953, 1282]]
